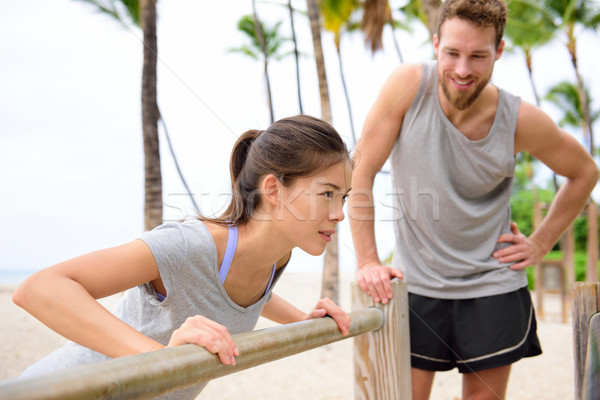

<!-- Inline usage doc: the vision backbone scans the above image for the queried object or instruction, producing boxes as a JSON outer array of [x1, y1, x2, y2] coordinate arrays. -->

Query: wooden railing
[[0, 281, 411, 400]]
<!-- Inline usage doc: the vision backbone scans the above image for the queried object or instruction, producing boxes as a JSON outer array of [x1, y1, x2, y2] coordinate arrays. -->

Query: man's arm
[[495, 100, 598, 269], [348, 64, 421, 302]]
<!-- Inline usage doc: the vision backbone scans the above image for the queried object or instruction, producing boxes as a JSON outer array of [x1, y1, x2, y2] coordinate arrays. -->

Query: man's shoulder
[[389, 62, 424, 81], [380, 63, 424, 106]]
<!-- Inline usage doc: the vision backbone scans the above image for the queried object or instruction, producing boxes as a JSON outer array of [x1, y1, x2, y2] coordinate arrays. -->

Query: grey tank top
[[389, 62, 527, 299], [20, 219, 284, 399]]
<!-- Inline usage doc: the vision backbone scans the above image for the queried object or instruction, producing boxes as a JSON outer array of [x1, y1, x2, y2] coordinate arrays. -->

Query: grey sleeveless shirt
[[20, 219, 284, 399], [389, 62, 527, 299]]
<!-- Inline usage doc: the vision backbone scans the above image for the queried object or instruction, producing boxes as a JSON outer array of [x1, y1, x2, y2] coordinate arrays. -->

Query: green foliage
[[320, 0, 360, 37], [505, 0, 556, 51], [526, 250, 600, 289], [76, 0, 140, 28], [510, 182, 555, 240], [545, 80, 600, 134], [543, 0, 600, 30], [229, 15, 290, 62]]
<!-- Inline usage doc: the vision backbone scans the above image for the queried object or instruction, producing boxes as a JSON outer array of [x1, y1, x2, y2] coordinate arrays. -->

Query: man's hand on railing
[[167, 315, 239, 366], [357, 263, 404, 304], [304, 298, 350, 336]]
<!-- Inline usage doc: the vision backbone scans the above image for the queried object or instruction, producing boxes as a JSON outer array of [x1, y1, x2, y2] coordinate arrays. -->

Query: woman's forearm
[[260, 293, 306, 324]]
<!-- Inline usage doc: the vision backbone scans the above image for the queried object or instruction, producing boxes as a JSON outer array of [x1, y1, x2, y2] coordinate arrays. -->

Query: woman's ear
[[261, 174, 280, 207]]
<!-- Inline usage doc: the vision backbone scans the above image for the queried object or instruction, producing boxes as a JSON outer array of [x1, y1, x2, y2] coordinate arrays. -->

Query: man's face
[[434, 17, 504, 110]]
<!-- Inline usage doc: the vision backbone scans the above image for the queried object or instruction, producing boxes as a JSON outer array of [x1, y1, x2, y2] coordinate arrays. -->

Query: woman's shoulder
[[140, 218, 219, 253]]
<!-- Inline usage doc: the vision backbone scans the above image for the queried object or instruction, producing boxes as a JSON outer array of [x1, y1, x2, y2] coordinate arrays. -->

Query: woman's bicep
[[48, 239, 161, 299]]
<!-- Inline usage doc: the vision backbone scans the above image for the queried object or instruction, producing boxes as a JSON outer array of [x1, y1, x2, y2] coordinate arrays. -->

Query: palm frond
[[75, 0, 140, 28]]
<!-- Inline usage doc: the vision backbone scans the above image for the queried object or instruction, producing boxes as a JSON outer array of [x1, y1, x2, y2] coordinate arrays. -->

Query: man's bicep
[[517, 103, 592, 179]]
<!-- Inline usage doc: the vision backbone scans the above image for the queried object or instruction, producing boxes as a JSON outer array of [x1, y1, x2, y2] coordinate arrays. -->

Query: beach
[[0, 271, 575, 399]]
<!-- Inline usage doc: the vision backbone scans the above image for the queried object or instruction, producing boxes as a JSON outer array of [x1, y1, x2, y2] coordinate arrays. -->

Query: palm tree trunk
[[140, 0, 162, 231], [288, 0, 304, 114], [566, 27, 598, 281], [524, 49, 541, 106], [252, 1, 274, 123], [567, 26, 595, 155], [336, 47, 357, 146], [389, 23, 404, 63], [421, 0, 441, 38], [158, 112, 200, 214], [524, 49, 560, 192], [306, 0, 337, 304], [263, 59, 275, 124]]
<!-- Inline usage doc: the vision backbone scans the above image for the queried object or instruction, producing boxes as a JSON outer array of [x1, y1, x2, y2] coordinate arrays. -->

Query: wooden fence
[[572, 282, 600, 400], [0, 281, 410, 400]]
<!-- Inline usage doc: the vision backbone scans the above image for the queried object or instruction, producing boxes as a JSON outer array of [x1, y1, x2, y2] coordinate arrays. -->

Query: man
[[348, 0, 598, 399]]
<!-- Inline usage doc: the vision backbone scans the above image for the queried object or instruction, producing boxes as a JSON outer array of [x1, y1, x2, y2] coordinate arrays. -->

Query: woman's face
[[277, 159, 352, 256]]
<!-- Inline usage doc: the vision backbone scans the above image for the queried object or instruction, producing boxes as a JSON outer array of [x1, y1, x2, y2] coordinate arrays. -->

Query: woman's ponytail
[[229, 129, 262, 185]]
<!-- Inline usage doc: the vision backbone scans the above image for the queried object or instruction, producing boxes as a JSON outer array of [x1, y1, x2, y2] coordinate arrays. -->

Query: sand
[[0, 271, 575, 399]]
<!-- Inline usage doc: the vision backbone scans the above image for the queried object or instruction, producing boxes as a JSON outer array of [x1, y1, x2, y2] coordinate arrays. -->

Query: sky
[[1, 0, 599, 282]]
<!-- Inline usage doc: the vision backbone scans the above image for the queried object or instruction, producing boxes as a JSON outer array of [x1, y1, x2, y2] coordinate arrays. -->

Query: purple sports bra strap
[[264, 262, 276, 293], [219, 225, 277, 294], [219, 225, 238, 284]]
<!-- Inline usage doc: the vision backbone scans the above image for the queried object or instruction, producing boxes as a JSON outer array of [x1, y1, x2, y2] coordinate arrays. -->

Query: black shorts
[[409, 286, 542, 373]]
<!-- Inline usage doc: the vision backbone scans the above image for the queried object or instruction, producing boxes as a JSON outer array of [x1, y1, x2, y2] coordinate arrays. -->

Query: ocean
[[0, 269, 37, 285]]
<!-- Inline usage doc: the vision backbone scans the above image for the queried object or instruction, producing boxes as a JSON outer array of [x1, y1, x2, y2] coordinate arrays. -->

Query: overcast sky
[[1, 0, 598, 281]]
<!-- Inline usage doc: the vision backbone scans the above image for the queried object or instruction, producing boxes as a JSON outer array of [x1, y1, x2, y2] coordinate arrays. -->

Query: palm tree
[[399, 0, 440, 39], [504, 0, 556, 105], [77, 0, 161, 230], [306, 0, 338, 303], [543, 0, 600, 156], [545, 79, 600, 284], [545, 81, 600, 131], [288, 0, 304, 114], [76, 0, 200, 229], [504, 0, 561, 273], [229, 14, 289, 124], [361, 0, 388, 52], [320, 0, 360, 145], [139, 0, 162, 231]]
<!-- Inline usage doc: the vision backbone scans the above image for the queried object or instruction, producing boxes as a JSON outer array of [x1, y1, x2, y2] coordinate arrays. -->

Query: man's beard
[[439, 74, 489, 110]]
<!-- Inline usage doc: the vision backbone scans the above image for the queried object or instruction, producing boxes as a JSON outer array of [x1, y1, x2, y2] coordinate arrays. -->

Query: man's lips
[[451, 77, 473, 89]]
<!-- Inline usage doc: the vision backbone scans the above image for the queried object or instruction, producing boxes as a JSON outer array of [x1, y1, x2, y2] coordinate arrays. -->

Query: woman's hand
[[305, 298, 350, 336], [357, 264, 404, 304], [167, 315, 239, 365]]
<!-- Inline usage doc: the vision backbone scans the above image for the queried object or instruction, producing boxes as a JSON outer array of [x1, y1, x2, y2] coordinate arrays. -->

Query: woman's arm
[[261, 294, 349, 335], [12, 239, 239, 365], [13, 240, 163, 358]]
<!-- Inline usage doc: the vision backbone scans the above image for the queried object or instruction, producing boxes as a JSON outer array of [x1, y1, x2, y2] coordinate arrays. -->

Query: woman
[[13, 115, 352, 399]]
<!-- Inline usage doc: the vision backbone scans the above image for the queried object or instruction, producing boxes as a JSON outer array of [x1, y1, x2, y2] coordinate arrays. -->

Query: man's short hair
[[436, 0, 508, 48]]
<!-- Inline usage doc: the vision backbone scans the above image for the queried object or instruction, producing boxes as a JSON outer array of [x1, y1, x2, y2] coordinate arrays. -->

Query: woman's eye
[[321, 191, 334, 198]]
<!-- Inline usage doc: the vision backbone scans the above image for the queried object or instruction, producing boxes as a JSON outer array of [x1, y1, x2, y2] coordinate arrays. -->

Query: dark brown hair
[[202, 115, 351, 225], [436, 0, 508, 48]]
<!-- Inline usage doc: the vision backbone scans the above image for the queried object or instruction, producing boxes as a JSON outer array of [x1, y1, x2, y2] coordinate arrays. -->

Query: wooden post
[[586, 201, 598, 282], [534, 201, 544, 319], [352, 280, 411, 399], [572, 282, 600, 400], [565, 224, 576, 292], [583, 313, 600, 400]]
